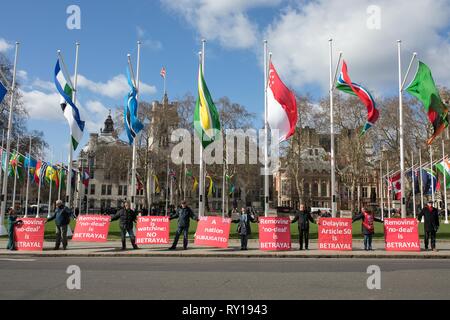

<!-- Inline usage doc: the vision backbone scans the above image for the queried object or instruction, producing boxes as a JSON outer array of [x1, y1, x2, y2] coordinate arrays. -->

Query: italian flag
[[194, 63, 221, 149], [435, 159, 450, 189], [54, 58, 85, 150], [267, 61, 298, 142]]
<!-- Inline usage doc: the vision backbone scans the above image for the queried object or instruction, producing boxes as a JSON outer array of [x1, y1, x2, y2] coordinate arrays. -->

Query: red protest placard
[[14, 218, 46, 251], [194, 216, 231, 248], [318, 218, 352, 251], [258, 217, 291, 251], [384, 218, 420, 251], [136, 216, 170, 245], [72, 215, 110, 242]]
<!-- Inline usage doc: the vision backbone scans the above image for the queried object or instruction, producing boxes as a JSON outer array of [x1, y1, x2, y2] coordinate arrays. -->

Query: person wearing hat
[[169, 200, 198, 250], [46, 200, 75, 250], [6, 207, 23, 251], [418, 201, 440, 251]]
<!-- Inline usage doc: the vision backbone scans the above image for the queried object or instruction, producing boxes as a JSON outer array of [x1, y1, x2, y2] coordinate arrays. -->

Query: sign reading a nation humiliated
[[136, 216, 170, 245], [318, 218, 352, 251], [258, 217, 291, 251], [72, 215, 110, 242], [14, 218, 46, 251], [194, 216, 231, 248], [384, 218, 420, 251]]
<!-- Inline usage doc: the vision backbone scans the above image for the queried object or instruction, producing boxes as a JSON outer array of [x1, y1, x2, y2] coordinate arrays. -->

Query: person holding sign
[[169, 200, 198, 250], [232, 207, 258, 251], [46, 200, 76, 250], [291, 204, 316, 250], [6, 208, 23, 251], [111, 201, 139, 250], [418, 201, 440, 252], [352, 208, 383, 251]]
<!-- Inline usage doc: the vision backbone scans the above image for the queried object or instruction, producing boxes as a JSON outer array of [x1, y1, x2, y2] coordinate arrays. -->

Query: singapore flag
[[267, 61, 298, 142]]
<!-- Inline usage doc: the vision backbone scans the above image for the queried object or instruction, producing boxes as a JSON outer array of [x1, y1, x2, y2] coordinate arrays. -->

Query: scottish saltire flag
[[124, 67, 143, 145], [0, 80, 7, 103], [336, 61, 379, 136], [54, 59, 85, 150]]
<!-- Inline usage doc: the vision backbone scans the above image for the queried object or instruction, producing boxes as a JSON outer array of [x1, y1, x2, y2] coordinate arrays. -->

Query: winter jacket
[[291, 210, 315, 231], [170, 206, 197, 228], [232, 213, 256, 236], [111, 208, 138, 230], [47, 206, 74, 227], [352, 212, 382, 235], [418, 207, 440, 233]]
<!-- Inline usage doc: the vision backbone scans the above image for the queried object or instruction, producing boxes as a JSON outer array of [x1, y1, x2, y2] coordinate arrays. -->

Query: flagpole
[[0, 42, 19, 236], [23, 136, 31, 217], [329, 39, 337, 217], [183, 161, 186, 201], [222, 160, 226, 219], [442, 136, 449, 224], [419, 148, 424, 209], [165, 157, 169, 216], [387, 160, 391, 218], [78, 159, 83, 214], [12, 135, 20, 209], [47, 149, 53, 218], [379, 160, 384, 221], [430, 145, 435, 203], [86, 158, 90, 213], [263, 40, 269, 217], [36, 161, 42, 218], [0, 130, 5, 195], [198, 40, 206, 217], [58, 152, 63, 201], [412, 151, 417, 219]]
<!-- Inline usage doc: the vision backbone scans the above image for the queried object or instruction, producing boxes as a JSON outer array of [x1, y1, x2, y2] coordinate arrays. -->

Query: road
[[0, 257, 449, 300]]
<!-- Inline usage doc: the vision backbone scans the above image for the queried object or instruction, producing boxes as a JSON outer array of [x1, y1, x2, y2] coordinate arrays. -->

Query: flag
[[226, 174, 235, 196], [206, 174, 215, 197], [336, 61, 379, 136], [160, 67, 166, 79], [192, 177, 199, 193], [169, 169, 176, 181], [124, 67, 144, 145], [54, 58, 85, 150], [58, 167, 67, 189], [194, 62, 221, 149], [153, 175, 161, 194], [0, 80, 7, 103], [9, 151, 25, 181], [186, 170, 193, 178], [435, 159, 450, 189], [406, 169, 420, 194], [267, 61, 298, 142], [24, 154, 37, 179], [406, 61, 448, 145], [389, 173, 401, 200], [136, 173, 144, 193], [34, 161, 49, 185], [45, 165, 59, 189], [81, 169, 90, 188], [423, 168, 441, 195]]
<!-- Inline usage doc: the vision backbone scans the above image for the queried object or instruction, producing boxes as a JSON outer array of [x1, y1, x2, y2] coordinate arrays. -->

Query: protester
[[418, 201, 440, 252], [46, 200, 75, 250], [6, 207, 23, 251], [111, 201, 139, 250], [169, 200, 198, 250], [232, 207, 258, 250], [291, 204, 316, 250], [352, 207, 383, 251]]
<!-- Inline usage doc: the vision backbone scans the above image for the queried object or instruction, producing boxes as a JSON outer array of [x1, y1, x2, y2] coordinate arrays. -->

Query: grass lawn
[[2, 219, 450, 240]]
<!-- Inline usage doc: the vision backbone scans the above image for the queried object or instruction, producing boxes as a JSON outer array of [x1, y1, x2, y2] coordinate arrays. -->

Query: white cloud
[[20, 89, 63, 121], [136, 26, 163, 50], [265, 0, 450, 95], [0, 38, 12, 52], [17, 70, 28, 82], [77, 74, 157, 99], [161, 0, 282, 49], [31, 78, 54, 92]]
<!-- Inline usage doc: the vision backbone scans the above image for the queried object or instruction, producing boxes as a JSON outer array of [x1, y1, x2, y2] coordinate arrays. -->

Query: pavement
[[1, 239, 450, 259], [1, 257, 449, 299]]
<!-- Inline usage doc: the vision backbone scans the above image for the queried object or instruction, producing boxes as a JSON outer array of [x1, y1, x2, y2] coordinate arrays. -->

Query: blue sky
[[1, 0, 450, 163]]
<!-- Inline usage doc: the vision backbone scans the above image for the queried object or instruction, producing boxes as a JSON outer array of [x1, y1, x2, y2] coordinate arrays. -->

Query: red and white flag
[[160, 67, 166, 79], [267, 61, 298, 142], [389, 173, 401, 200]]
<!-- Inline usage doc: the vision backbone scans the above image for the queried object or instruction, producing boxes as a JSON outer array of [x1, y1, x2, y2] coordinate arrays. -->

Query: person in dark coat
[[111, 201, 139, 250], [46, 200, 76, 250], [232, 207, 258, 250], [291, 204, 316, 250], [6, 208, 23, 250], [169, 200, 198, 250], [352, 207, 383, 251], [418, 201, 440, 251]]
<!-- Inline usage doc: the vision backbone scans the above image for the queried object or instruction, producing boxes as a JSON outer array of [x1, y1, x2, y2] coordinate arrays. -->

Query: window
[[106, 200, 112, 208], [124, 185, 128, 196], [90, 184, 95, 195], [107, 185, 112, 195], [118, 185, 123, 196], [89, 199, 94, 209], [90, 169, 95, 179], [312, 183, 318, 197], [101, 185, 106, 195], [120, 172, 127, 181], [362, 187, 368, 198], [105, 171, 111, 181], [321, 183, 327, 197], [304, 183, 310, 196]]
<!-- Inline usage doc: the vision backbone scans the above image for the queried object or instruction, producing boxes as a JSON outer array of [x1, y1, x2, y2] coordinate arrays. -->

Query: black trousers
[[240, 234, 249, 249], [55, 225, 68, 249], [299, 229, 309, 249], [120, 226, 135, 248], [424, 231, 437, 249], [172, 226, 189, 249]]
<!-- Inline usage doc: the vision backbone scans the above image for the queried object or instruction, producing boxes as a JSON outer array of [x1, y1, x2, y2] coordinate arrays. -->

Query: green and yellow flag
[[406, 61, 448, 145], [194, 63, 221, 149]]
